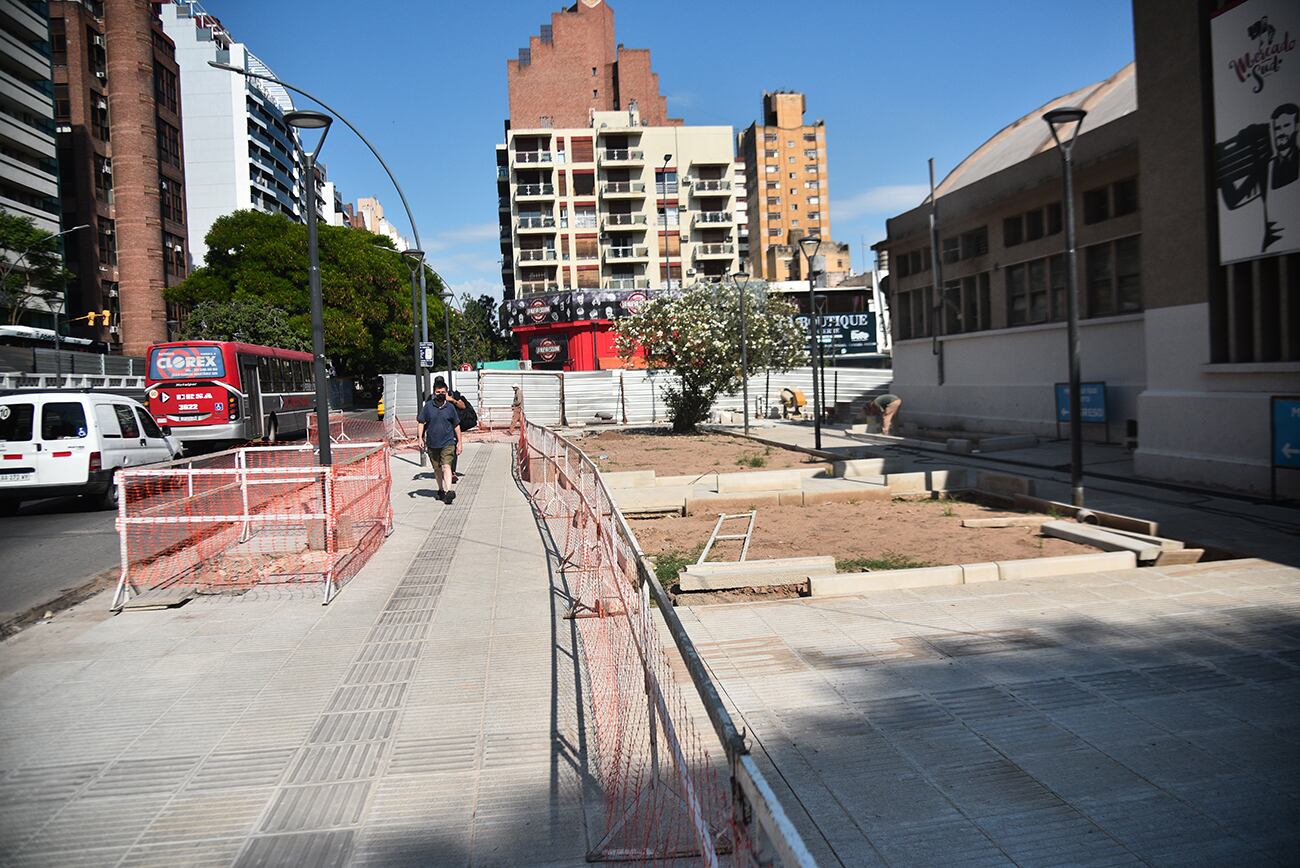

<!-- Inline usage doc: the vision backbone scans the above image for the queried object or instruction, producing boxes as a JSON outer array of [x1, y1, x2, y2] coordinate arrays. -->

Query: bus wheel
[[266, 416, 279, 444]]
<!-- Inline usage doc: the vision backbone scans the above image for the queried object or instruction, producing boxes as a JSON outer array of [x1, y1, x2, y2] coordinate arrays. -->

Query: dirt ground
[[577, 428, 827, 476], [631, 497, 1091, 569]]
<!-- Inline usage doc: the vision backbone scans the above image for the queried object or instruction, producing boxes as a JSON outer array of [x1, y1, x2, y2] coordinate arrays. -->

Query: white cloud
[[424, 222, 501, 251], [830, 184, 930, 221], [666, 92, 696, 109], [443, 277, 503, 305]]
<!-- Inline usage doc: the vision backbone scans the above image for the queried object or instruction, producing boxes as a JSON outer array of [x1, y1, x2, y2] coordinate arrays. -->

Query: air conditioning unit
[[96, 98, 107, 110], [92, 34, 105, 47], [686, 268, 696, 276], [95, 71, 106, 81], [109, 325, 120, 336], [105, 286, 119, 298], [681, 178, 691, 186]]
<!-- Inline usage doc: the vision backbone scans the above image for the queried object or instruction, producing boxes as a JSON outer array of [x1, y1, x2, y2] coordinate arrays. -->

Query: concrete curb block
[[680, 556, 836, 591], [808, 551, 1139, 597], [1041, 521, 1162, 564]]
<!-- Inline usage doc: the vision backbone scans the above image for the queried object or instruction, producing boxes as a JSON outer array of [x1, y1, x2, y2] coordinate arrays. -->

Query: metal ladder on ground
[[697, 511, 757, 564]]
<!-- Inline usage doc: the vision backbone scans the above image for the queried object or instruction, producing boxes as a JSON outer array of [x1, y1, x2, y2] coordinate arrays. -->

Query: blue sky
[[202, 0, 1134, 300]]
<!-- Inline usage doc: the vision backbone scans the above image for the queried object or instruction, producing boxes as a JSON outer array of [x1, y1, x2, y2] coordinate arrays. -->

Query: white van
[[0, 392, 182, 513]]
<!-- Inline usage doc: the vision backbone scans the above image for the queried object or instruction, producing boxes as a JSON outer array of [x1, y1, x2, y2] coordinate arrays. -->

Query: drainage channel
[[232, 449, 491, 866]]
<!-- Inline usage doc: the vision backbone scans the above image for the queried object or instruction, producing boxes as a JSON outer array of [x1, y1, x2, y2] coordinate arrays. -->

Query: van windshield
[[41, 403, 88, 440], [0, 403, 34, 441]]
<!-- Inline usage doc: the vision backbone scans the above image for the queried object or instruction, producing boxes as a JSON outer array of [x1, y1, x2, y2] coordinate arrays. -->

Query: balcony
[[695, 243, 735, 259], [606, 277, 651, 290], [602, 213, 647, 228], [689, 179, 732, 196], [498, 196, 509, 211], [515, 183, 555, 199], [605, 245, 649, 261], [601, 148, 644, 165], [516, 215, 556, 232], [519, 280, 560, 295], [517, 247, 558, 263], [496, 166, 509, 180], [601, 181, 646, 197], [695, 211, 734, 227], [513, 150, 553, 166]]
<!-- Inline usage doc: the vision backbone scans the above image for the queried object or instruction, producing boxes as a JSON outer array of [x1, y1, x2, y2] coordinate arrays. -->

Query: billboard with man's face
[[1213, 0, 1300, 263]]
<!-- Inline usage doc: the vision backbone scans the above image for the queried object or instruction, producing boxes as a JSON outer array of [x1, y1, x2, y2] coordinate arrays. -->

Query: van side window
[[41, 403, 88, 440], [95, 404, 122, 438], [0, 403, 35, 441], [135, 408, 165, 439], [112, 405, 140, 439]]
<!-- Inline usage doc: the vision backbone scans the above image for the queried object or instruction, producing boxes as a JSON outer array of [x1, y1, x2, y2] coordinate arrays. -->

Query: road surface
[[0, 495, 119, 624]]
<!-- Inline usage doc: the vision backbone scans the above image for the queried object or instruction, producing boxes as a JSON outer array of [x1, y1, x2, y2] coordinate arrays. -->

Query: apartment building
[[739, 92, 832, 281], [353, 195, 410, 251], [1, 0, 61, 325], [49, 0, 187, 353], [158, 0, 323, 263]]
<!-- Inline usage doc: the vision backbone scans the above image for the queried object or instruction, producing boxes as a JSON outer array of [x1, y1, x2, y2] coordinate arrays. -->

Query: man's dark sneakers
[[445, 489, 456, 504], [435, 490, 445, 502]]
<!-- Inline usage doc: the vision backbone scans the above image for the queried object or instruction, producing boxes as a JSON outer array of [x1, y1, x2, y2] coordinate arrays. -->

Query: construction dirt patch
[[632, 498, 1092, 575], [576, 428, 827, 476]]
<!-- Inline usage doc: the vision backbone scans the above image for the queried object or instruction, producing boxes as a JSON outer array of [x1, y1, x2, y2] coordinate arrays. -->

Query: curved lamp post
[[284, 109, 334, 466], [207, 61, 440, 409], [798, 235, 823, 449], [1043, 106, 1087, 507], [731, 267, 751, 434]]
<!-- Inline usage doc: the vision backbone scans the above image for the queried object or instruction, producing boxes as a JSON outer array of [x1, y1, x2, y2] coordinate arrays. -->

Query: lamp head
[[285, 110, 333, 131], [401, 248, 424, 260], [798, 235, 822, 262], [662, 154, 672, 164], [1042, 106, 1087, 153]]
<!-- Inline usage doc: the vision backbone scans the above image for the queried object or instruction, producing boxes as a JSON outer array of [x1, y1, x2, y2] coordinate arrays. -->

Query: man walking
[[417, 381, 462, 503]]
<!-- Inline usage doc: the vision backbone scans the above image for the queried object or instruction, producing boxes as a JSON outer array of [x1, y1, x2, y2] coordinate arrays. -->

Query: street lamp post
[[1043, 106, 1088, 507], [798, 235, 823, 449], [208, 61, 431, 427], [731, 267, 751, 434], [660, 154, 672, 288], [399, 249, 427, 467], [286, 109, 334, 467]]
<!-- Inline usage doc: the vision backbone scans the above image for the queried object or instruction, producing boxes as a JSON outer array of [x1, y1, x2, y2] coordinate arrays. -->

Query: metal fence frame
[[519, 419, 815, 866]]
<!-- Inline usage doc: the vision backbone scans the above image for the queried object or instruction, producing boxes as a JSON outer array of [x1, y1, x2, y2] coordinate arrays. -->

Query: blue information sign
[[1272, 397, 1300, 470], [1055, 382, 1107, 423]]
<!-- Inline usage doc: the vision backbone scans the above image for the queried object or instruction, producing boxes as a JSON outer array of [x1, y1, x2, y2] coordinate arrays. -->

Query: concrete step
[[1040, 520, 1162, 564]]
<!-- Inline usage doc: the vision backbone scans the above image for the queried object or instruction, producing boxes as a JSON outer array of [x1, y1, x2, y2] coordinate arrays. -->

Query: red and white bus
[[145, 341, 315, 444]]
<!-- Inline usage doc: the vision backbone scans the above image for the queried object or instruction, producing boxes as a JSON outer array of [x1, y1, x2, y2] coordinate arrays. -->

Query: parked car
[[0, 392, 182, 513]]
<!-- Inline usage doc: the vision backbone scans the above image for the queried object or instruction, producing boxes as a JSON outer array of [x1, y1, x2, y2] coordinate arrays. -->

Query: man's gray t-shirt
[[417, 398, 460, 448]]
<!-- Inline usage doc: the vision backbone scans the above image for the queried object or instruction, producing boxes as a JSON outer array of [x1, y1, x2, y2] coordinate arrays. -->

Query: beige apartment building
[[495, 109, 741, 298], [739, 92, 831, 281]]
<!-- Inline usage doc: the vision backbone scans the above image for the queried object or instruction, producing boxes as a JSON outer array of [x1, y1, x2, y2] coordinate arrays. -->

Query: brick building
[[506, 0, 677, 130], [739, 92, 836, 282], [51, 0, 186, 354]]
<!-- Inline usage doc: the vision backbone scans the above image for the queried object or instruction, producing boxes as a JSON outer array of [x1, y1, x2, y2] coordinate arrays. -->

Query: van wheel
[[266, 416, 279, 444], [96, 473, 119, 511]]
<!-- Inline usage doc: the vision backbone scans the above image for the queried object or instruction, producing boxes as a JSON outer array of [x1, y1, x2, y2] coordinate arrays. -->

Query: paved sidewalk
[[726, 421, 1300, 567], [681, 558, 1300, 866], [0, 442, 591, 867]]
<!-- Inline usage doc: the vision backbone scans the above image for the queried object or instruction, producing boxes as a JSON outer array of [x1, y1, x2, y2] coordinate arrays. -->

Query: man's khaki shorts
[[430, 444, 455, 466]]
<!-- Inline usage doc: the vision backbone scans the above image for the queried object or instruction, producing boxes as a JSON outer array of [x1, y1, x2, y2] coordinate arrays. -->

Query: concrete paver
[[0, 442, 592, 867], [682, 558, 1300, 865]]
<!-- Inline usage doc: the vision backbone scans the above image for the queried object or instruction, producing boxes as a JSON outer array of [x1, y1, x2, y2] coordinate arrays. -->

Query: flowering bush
[[616, 282, 807, 432]]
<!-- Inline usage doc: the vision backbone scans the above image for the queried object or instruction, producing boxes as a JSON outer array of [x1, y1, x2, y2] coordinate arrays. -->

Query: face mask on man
[[434, 391, 447, 404]]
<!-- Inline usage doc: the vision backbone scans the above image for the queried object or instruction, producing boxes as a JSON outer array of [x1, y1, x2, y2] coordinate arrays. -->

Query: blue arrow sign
[[1272, 397, 1300, 469]]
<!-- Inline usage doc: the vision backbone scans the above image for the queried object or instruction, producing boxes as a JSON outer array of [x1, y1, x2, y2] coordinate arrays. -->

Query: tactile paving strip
[[233, 450, 489, 866]]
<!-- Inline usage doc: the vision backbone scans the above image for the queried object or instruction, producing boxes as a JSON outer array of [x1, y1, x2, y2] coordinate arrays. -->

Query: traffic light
[[84, 309, 112, 326]]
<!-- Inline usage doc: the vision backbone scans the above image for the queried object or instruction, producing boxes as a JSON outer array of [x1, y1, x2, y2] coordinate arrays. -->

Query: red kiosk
[[503, 290, 652, 371]]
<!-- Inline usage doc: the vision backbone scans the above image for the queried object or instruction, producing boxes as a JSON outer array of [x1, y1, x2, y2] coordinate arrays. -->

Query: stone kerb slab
[[614, 485, 691, 513], [811, 565, 965, 596], [678, 556, 837, 591], [809, 551, 1140, 597], [995, 550, 1137, 580], [601, 469, 658, 489], [1041, 520, 1163, 564], [716, 469, 805, 493]]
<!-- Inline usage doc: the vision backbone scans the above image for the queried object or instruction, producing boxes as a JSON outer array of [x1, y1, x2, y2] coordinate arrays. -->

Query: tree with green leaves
[[615, 281, 807, 433], [166, 210, 443, 382], [180, 297, 308, 351], [0, 212, 73, 326], [450, 292, 517, 366]]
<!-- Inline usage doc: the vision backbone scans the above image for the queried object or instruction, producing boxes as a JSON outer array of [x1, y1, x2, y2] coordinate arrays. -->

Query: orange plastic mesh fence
[[112, 442, 393, 608], [518, 420, 768, 866]]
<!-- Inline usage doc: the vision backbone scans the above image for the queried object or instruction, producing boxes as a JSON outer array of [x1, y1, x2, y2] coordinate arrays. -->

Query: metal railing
[[518, 421, 814, 866], [603, 213, 647, 226], [518, 248, 557, 262], [602, 181, 646, 194], [605, 277, 650, 289], [606, 245, 649, 259], [518, 280, 560, 294], [517, 215, 556, 229], [514, 150, 552, 163], [696, 211, 733, 224], [691, 179, 732, 192], [696, 243, 735, 257], [601, 148, 644, 162], [516, 182, 554, 196]]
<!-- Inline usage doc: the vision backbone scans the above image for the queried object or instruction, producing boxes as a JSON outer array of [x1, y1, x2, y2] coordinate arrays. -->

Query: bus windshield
[[149, 345, 226, 380]]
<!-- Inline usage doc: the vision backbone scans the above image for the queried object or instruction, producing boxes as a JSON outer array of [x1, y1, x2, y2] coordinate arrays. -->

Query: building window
[[1213, 252, 1300, 363], [1083, 187, 1109, 224], [157, 120, 181, 167], [1024, 208, 1044, 241], [655, 170, 678, 195], [539, 115, 553, 128], [572, 173, 594, 196], [97, 220, 116, 267], [803, 180, 819, 189], [94, 154, 112, 202], [163, 232, 185, 277], [766, 197, 780, 206], [764, 150, 777, 159], [153, 62, 177, 113], [90, 92, 110, 141], [764, 132, 778, 143], [808, 211, 820, 220], [961, 227, 989, 259], [895, 288, 932, 340], [941, 236, 960, 265], [764, 165, 777, 175], [768, 227, 781, 236], [50, 19, 67, 66], [1047, 201, 1063, 235], [54, 84, 70, 121], [1083, 236, 1141, 317], [574, 206, 596, 229], [161, 178, 183, 223], [1113, 177, 1138, 216], [1007, 254, 1070, 325], [662, 205, 679, 226], [803, 149, 817, 159], [1004, 215, 1023, 247]]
